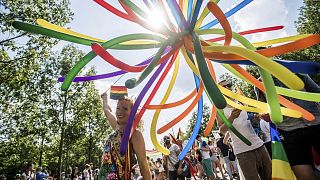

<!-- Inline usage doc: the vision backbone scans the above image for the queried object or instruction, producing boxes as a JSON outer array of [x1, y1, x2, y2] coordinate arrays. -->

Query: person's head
[[36, 167, 42, 172], [208, 140, 212, 145], [156, 158, 161, 164], [147, 156, 150, 161], [24, 162, 33, 172], [116, 97, 134, 125], [85, 164, 90, 169], [196, 135, 202, 142], [219, 133, 224, 138], [218, 80, 232, 90], [72, 167, 78, 175], [163, 135, 171, 146]]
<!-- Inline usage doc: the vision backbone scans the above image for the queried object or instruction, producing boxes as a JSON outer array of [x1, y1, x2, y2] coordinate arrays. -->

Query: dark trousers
[[278, 124, 320, 166], [168, 171, 184, 180], [264, 141, 272, 158]]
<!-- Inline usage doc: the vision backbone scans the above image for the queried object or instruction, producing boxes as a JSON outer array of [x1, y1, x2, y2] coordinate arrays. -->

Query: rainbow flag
[[110, 86, 128, 100], [270, 123, 296, 180]]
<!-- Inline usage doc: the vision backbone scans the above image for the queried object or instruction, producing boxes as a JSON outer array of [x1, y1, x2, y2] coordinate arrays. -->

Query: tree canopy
[[0, 1, 112, 178], [186, 103, 218, 139], [278, 0, 320, 82]]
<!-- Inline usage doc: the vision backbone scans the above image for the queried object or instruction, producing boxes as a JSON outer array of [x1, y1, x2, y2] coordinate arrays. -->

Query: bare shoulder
[[130, 130, 146, 155], [131, 129, 144, 141]]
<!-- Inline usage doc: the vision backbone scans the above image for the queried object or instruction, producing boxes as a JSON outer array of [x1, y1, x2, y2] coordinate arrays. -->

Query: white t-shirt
[[260, 119, 271, 142], [201, 150, 211, 159], [157, 162, 165, 172], [22, 171, 34, 180], [83, 169, 92, 180], [223, 107, 264, 155], [200, 141, 211, 159], [167, 144, 180, 171]]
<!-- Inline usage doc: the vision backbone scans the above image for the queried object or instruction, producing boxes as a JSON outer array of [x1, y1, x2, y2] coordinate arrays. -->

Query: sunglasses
[[222, 84, 231, 88]]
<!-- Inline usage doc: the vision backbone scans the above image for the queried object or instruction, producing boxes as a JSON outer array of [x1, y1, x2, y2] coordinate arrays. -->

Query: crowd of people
[[0, 162, 101, 180], [129, 135, 239, 180], [98, 74, 320, 180], [4, 73, 318, 180]]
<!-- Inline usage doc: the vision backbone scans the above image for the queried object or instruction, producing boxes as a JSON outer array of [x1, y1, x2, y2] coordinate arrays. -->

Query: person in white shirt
[[208, 140, 225, 179], [217, 80, 271, 180], [196, 135, 216, 180], [259, 116, 272, 158], [83, 164, 92, 180], [163, 135, 184, 180], [21, 163, 35, 180], [156, 158, 166, 180]]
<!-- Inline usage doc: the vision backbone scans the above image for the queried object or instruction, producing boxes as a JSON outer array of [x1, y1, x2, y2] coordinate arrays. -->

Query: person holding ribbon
[[99, 93, 151, 180], [218, 80, 271, 180]]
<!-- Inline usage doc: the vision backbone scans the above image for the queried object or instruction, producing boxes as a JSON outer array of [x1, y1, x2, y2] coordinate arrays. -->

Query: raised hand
[[230, 109, 242, 120], [101, 92, 112, 112]]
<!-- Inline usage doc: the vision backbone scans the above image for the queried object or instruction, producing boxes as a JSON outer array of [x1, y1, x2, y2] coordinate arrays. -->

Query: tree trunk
[[58, 92, 68, 179], [39, 135, 45, 166], [88, 119, 93, 163], [88, 133, 93, 163], [65, 149, 69, 174]]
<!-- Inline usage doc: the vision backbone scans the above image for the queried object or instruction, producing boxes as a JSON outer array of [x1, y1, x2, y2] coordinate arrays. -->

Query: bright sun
[[147, 11, 166, 30]]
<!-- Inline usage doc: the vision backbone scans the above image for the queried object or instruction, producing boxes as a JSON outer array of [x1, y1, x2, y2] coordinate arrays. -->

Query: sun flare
[[147, 11, 166, 30]]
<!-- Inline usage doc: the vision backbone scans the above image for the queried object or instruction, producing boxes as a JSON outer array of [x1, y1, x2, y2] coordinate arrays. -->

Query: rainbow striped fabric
[[110, 86, 128, 100], [270, 123, 296, 180]]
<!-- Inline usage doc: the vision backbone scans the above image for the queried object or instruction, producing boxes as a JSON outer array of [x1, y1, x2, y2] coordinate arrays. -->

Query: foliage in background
[[185, 104, 218, 139], [277, 0, 320, 83], [0, 1, 112, 178], [220, 0, 319, 98]]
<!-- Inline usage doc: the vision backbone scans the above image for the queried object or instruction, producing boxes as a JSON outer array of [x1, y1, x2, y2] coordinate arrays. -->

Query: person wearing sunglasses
[[217, 80, 271, 180]]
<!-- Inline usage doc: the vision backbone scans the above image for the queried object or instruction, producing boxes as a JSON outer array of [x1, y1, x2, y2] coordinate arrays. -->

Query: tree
[[1, 1, 73, 175], [1, 0, 73, 48], [0, 1, 114, 178], [0, 0, 73, 127], [185, 104, 218, 139], [63, 68, 112, 167], [220, 0, 320, 95], [278, 0, 320, 83], [219, 65, 259, 100], [0, 45, 113, 177]]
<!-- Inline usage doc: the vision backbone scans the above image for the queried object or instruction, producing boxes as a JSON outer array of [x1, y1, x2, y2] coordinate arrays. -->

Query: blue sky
[[59, 0, 303, 149]]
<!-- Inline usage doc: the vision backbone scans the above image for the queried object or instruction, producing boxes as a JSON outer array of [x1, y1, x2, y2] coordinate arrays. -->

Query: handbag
[[228, 148, 236, 161]]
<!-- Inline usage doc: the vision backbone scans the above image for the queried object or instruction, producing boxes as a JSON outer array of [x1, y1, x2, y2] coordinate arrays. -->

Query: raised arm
[[219, 109, 242, 134], [174, 145, 183, 175], [101, 93, 117, 130], [223, 132, 231, 145], [302, 74, 320, 93], [201, 144, 211, 151], [131, 130, 152, 180]]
